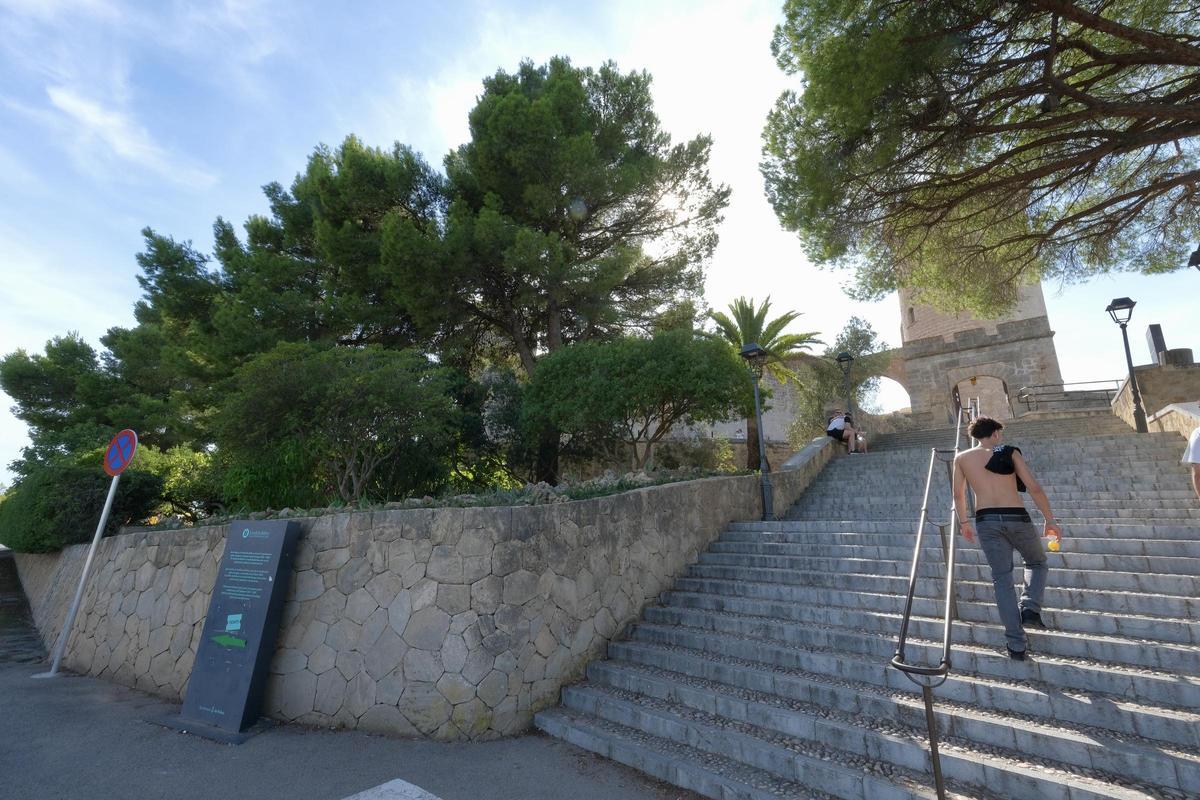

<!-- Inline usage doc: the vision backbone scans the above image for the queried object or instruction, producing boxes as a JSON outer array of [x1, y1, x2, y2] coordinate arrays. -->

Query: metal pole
[[922, 684, 947, 800], [35, 474, 121, 678], [751, 375, 774, 521], [842, 367, 853, 421], [1119, 322, 1149, 433]]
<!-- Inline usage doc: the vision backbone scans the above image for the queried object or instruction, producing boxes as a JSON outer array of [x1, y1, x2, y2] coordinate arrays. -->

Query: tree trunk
[[534, 425, 560, 485], [746, 415, 760, 471]]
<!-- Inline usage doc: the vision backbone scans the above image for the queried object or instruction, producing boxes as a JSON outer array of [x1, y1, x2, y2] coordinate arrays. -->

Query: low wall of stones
[[14, 438, 834, 740], [1148, 402, 1200, 439], [1113, 363, 1200, 430]]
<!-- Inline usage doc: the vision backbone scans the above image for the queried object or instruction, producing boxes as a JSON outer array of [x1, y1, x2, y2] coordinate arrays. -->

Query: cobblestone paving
[[0, 549, 46, 665]]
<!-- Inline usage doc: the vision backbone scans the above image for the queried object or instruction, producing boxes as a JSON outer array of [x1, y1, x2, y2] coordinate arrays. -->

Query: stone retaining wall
[[14, 439, 833, 740], [1113, 363, 1200, 430], [1148, 402, 1200, 439]]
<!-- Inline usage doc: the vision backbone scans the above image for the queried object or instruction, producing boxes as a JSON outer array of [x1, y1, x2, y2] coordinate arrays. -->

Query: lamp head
[[1105, 297, 1135, 325], [740, 342, 768, 374]]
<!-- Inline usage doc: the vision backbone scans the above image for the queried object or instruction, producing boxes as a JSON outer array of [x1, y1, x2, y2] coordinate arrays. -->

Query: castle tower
[[895, 283, 1064, 422]]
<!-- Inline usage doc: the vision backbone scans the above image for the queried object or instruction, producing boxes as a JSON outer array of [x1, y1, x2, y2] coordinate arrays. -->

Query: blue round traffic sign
[[103, 429, 138, 477]]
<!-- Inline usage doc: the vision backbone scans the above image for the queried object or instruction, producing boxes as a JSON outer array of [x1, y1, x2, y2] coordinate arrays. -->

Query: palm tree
[[710, 297, 822, 470]]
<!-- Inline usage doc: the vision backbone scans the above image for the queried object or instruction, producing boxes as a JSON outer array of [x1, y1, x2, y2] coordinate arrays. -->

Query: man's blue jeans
[[975, 515, 1048, 653]]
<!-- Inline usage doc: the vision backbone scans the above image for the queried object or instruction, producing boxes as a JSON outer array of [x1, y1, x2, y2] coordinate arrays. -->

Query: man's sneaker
[[1006, 646, 1027, 661], [1021, 609, 1048, 629]]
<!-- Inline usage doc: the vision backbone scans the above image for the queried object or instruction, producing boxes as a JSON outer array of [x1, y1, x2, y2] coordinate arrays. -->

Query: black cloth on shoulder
[[985, 445, 1026, 493]]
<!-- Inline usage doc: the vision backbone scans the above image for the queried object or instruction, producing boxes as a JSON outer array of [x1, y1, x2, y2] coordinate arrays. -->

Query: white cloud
[[46, 85, 218, 189], [0, 0, 118, 22]]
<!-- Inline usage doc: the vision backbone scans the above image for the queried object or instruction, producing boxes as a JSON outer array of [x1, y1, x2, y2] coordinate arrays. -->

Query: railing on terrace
[[1015, 379, 1122, 413]]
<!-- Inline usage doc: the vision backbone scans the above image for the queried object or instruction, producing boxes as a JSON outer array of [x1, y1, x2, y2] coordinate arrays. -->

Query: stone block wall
[[14, 440, 833, 741], [1148, 402, 1200, 439], [900, 315, 1063, 422], [1112, 364, 1200, 429]]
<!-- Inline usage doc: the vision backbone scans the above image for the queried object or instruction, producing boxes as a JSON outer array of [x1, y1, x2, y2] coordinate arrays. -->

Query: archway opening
[[863, 376, 911, 415], [954, 375, 1014, 419]]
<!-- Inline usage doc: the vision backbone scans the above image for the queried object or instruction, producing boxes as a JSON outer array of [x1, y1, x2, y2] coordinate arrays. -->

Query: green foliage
[[215, 343, 457, 505], [790, 317, 893, 441], [763, 1, 1200, 314], [708, 296, 821, 468], [3, 58, 730, 506], [708, 296, 821, 383], [524, 330, 753, 470], [0, 334, 124, 476], [654, 436, 736, 473], [382, 57, 730, 375], [125, 445, 222, 521], [0, 463, 163, 553], [210, 136, 442, 359]]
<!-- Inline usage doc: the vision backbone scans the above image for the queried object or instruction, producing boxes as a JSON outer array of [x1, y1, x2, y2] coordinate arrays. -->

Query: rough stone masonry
[[15, 441, 833, 740]]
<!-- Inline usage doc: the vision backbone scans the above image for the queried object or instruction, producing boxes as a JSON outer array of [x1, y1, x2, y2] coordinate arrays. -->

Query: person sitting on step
[[953, 416, 1062, 661], [826, 410, 863, 454]]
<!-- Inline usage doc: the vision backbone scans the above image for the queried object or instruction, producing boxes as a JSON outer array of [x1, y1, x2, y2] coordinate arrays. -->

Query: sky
[[1, 0, 1198, 487]]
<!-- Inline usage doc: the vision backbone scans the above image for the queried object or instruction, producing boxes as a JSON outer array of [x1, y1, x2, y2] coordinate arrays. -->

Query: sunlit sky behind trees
[[2, 0, 1198, 485]]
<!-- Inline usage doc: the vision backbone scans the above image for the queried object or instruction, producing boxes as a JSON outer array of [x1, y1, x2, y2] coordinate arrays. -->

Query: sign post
[[34, 429, 138, 679]]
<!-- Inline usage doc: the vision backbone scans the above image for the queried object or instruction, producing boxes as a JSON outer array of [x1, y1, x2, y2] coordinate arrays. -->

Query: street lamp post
[[836, 351, 855, 419], [1105, 297, 1148, 434], [740, 343, 774, 521]]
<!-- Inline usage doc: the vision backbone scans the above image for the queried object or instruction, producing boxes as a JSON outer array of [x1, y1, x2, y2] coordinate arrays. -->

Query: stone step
[[609, 637, 1200, 750], [720, 530, 1200, 558], [795, 490, 1198, 505], [534, 707, 850, 800], [629, 621, 1200, 710], [674, 573, 1199, 632], [787, 505, 1200, 521], [727, 520, 1200, 539], [645, 602, 1200, 676], [686, 563, 1200, 618], [582, 661, 1194, 799], [695, 553, 1200, 596], [558, 684, 1153, 800], [708, 541, 1200, 575], [662, 587, 1200, 654]]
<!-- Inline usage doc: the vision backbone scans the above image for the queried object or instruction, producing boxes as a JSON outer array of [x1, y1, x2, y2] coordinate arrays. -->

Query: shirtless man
[[953, 416, 1063, 660]]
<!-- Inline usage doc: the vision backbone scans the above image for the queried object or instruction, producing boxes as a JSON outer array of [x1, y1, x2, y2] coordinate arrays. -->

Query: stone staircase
[[535, 412, 1200, 799], [868, 410, 1134, 452]]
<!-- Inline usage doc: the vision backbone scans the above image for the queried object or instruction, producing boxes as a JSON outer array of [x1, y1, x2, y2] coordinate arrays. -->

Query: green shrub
[[0, 463, 164, 553], [654, 436, 736, 472]]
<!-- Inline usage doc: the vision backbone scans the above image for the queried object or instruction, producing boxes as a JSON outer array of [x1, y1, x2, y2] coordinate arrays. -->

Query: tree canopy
[[1, 56, 744, 548], [523, 331, 752, 470], [382, 57, 730, 375], [763, 0, 1200, 314], [791, 317, 893, 439], [708, 296, 820, 469]]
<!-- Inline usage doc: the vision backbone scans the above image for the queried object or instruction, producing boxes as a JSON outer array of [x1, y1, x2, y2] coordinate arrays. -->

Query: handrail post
[[889, 397, 974, 800], [922, 685, 947, 800]]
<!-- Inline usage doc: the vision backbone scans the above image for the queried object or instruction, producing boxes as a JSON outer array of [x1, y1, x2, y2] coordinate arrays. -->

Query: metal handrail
[[888, 396, 977, 799], [1016, 380, 1121, 411]]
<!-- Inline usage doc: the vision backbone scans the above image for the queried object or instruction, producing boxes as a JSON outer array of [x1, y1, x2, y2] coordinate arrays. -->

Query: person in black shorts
[[826, 410, 862, 454]]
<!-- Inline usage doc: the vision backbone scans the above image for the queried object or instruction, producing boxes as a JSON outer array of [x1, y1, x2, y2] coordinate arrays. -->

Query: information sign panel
[[180, 519, 300, 733]]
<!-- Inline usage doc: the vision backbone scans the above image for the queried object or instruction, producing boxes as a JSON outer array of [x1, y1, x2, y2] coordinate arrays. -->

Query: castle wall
[[901, 315, 1063, 423]]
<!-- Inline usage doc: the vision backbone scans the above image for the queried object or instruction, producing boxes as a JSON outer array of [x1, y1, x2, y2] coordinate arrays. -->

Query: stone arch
[[945, 364, 1017, 419]]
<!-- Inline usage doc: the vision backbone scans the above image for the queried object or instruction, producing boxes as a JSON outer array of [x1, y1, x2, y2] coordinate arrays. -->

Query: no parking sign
[[35, 428, 140, 678], [103, 429, 138, 476]]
